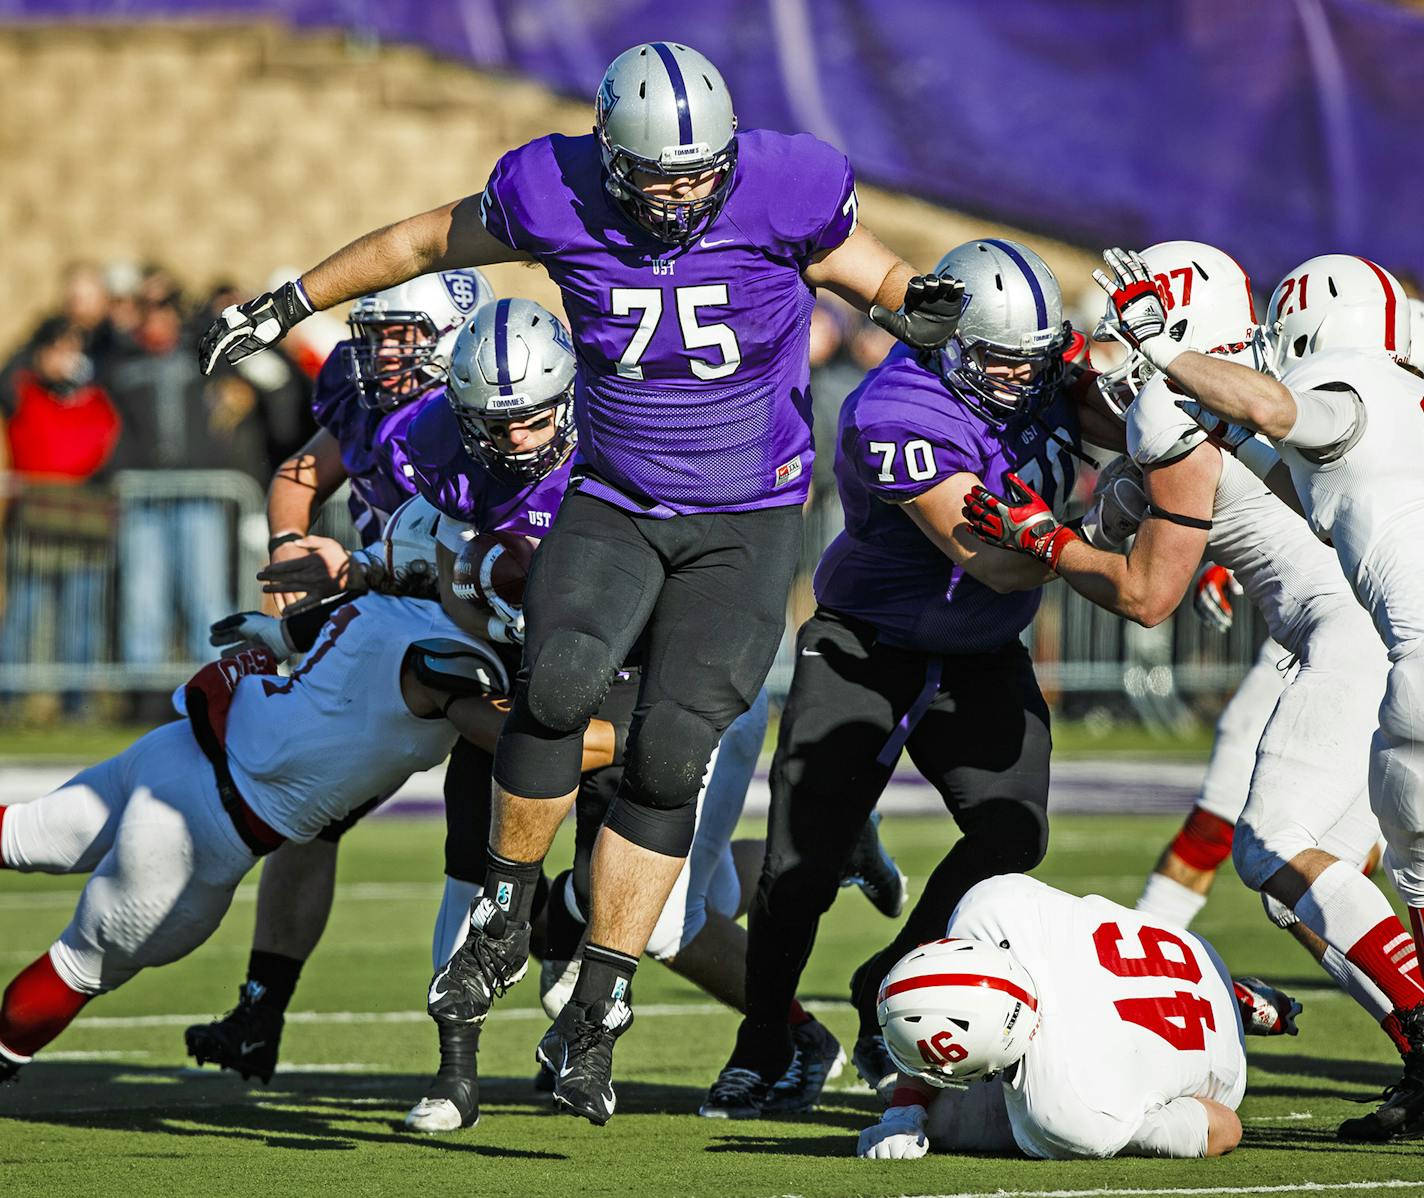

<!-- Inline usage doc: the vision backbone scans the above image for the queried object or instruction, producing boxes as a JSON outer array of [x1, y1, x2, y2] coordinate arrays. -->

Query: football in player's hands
[[453, 532, 537, 609]]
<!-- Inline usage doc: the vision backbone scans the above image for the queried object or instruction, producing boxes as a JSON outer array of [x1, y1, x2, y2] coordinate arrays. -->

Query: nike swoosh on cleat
[[239, 1041, 266, 1055], [800, 648, 822, 657], [559, 1048, 576, 1079], [428, 978, 449, 1005]]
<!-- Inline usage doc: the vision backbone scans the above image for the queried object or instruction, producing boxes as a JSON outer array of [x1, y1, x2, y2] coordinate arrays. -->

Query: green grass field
[[1, 813, 1419, 1198]]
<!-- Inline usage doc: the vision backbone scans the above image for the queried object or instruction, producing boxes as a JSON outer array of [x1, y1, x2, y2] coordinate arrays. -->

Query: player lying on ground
[[199, 39, 962, 1126], [1088, 246, 1424, 1141], [856, 874, 1298, 1161]]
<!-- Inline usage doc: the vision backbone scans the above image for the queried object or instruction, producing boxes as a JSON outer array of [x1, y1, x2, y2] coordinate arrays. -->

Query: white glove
[[1080, 455, 1147, 550], [486, 608, 525, 646], [199, 281, 313, 374], [209, 611, 295, 662], [856, 1103, 929, 1160], [1093, 248, 1184, 373]]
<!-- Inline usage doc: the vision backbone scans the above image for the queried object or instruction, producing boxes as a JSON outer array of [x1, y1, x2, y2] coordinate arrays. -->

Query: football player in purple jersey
[[702, 240, 1123, 1118], [184, 270, 493, 1087], [199, 41, 964, 1125]]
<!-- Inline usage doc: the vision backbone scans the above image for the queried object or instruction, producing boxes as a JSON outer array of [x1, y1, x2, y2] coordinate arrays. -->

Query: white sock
[[432, 877, 482, 969], [1294, 860, 1395, 955], [1319, 944, 1392, 1023], [1136, 873, 1208, 928]]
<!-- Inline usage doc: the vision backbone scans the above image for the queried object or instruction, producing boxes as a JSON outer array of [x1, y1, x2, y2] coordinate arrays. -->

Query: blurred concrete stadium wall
[[0, 21, 1102, 358]]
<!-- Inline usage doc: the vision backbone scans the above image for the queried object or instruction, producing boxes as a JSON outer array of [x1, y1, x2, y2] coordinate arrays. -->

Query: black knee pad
[[961, 800, 1049, 874], [605, 792, 697, 857], [757, 860, 842, 929], [525, 629, 615, 734], [623, 700, 722, 811]]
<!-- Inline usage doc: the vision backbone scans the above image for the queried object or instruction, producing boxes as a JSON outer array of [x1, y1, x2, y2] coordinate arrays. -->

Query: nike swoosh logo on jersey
[[239, 1041, 266, 1055], [700, 237, 735, 248]]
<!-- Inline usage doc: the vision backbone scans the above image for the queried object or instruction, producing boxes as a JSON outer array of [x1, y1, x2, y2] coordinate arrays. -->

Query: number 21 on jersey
[[1093, 921, 1217, 1051]]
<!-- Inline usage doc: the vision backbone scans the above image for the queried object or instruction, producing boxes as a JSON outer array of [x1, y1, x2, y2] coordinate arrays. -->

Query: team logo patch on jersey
[[774, 455, 803, 488], [495, 881, 513, 910], [442, 270, 483, 314]]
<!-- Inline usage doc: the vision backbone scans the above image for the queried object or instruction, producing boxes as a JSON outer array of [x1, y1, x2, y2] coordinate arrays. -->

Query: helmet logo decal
[[597, 75, 619, 119], [442, 270, 483, 314], [650, 42, 694, 144]]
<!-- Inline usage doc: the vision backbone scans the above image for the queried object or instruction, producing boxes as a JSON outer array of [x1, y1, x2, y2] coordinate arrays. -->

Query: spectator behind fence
[[1, 317, 120, 694], [104, 273, 235, 666]]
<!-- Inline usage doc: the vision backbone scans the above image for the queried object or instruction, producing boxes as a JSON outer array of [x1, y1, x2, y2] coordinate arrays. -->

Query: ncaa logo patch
[[442, 270, 482, 313], [495, 881, 513, 910]]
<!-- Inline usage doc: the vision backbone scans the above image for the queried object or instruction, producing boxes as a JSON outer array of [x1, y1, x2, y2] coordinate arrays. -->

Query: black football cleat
[[1338, 1007, 1424, 1141], [427, 897, 530, 1025], [763, 1017, 845, 1115], [839, 811, 908, 919], [184, 981, 284, 1083], [851, 1033, 900, 1104], [535, 996, 633, 1127], [698, 1065, 773, 1119]]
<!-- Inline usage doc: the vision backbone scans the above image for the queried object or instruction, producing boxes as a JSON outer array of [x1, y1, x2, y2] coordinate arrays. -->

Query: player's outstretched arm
[[200, 196, 528, 373], [1053, 445, 1218, 627], [908, 471, 1057, 593], [265, 428, 349, 612]]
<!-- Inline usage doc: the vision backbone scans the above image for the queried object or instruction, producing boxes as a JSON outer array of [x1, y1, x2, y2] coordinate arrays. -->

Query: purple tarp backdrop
[[6, 0, 1423, 287]]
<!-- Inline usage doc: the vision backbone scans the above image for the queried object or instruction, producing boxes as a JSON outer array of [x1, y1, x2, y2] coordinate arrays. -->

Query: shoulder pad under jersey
[[1126, 377, 1207, 468]]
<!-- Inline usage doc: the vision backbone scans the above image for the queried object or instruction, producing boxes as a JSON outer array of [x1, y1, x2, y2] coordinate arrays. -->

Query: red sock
[[1382, 1012, 1413, 1057], [787, 998, 812, 1027], [1346, 917, 1424, 1012], [0, 952, 92, 1058], [1169, 807, 1235, 871]]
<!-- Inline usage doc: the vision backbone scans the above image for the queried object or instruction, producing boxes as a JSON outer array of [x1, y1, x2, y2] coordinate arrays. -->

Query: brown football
[[452, 531, 536, 608]]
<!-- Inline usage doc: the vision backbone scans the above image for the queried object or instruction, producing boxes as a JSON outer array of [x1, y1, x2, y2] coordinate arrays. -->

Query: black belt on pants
[[184, 691, 286, 857]]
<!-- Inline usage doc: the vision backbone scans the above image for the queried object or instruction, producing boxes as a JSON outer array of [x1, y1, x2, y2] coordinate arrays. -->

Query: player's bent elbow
[[1202, 1100, 1242, 1157]]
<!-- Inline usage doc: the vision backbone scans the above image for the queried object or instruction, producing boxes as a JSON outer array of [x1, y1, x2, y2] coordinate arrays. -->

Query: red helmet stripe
[[881, 972, 1038, 1011], [1356, 256, 1398, 353], [1222, 251, 1257, 324]]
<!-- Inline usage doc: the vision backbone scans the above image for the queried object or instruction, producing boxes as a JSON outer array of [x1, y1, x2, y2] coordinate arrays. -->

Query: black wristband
[[268, 531, 303, 555], [271, 279, 313, 330]]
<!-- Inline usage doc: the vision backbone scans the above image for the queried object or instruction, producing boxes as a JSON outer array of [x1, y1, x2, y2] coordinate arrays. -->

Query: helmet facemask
[[597, 131, 738, 246], [454, 387, 577, 485], [346, 311, 447, 412], [940, 324, 1071, 428]]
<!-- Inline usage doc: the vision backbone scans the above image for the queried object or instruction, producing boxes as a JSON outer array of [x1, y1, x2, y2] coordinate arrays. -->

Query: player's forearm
[[1165, 351, 1298, 439], [268, 455, 326, 537], [299, 205, 455, 311], [1055, 539, 1177, 628], [870, 259, 916, 315]]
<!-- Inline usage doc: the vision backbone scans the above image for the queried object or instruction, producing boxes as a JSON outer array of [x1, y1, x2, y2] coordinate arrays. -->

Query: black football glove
[[870, 273, 966, 352], [199, 280, 313, 375]]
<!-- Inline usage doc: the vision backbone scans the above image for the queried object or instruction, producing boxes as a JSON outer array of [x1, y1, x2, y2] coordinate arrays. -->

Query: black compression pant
[[493, 487, 802, 858], [744, 607, 1051, 1050]]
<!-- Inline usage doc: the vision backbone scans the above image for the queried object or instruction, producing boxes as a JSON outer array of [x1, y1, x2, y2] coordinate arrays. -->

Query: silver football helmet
[[346, 269, 494, 410], [446, 298, 577, 484], [595, 42, 738, 245], [932, 239, 1071, 425]]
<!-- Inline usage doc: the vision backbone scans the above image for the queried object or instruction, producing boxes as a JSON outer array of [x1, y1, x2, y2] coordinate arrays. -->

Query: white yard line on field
[[813, 1182, 1424, 1198], [75, 1000, 738, 1030], [0, 881, 438, 911]]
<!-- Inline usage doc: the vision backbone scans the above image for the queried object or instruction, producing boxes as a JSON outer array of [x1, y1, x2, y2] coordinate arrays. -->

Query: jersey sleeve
[[310, 340, 357, 430], [478, 138, 556, 256], [1126, 378, 1207, 468], [761, 133, 858, 265]]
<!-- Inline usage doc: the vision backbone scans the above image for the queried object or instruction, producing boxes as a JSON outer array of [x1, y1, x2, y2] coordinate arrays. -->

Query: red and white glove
[[1093, 248, 1184, 373], [1233, 976, 1302, 1037], [856, 1102, 929, 1160], [962, 472, 1080, 569], [1193, 564, 1243, 633]]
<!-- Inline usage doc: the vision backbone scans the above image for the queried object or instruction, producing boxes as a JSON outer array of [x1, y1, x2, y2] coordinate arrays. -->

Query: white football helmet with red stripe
[[1267, 254, 1412, 372], [1407, 297, 1424, 372], [877, 938, 1040, 1087], [1094, 241, 1264, 414]]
